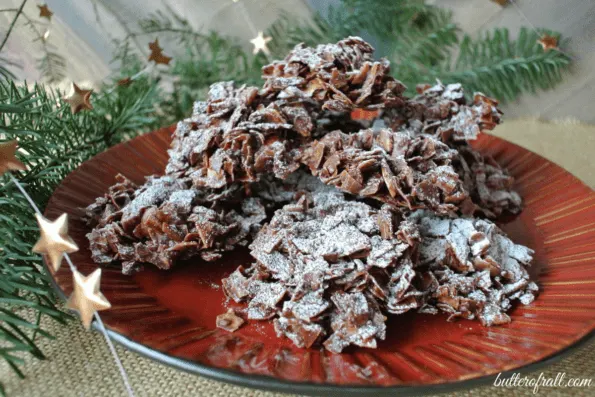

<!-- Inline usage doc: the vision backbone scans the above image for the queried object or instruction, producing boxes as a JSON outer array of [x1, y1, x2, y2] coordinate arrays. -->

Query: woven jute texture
[[2, 119, 595, 396]]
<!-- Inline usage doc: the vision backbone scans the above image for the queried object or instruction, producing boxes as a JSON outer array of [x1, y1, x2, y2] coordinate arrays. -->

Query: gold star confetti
[[0, 140, 26, 176], [67, 268, 111, 329], [63, 83, 93, 114], [32, 213, 78, 272], [117, 77, 132, 87], [250, 31, 272, 55], [148, 39, 172, 65], [537, 34, 558, 51], [37, 4, 53, 20]]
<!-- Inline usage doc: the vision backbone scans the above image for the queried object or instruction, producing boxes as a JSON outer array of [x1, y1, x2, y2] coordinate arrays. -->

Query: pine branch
[[265, 0, 445, 59], [266, 9, 357, 58], [393, 9, 458, 66], [37, 50, 66, 84], [0, 74, 161, 388], [18, 12, 66, 83], [341, 0, 441, 37], [426, 28, 571, 102]]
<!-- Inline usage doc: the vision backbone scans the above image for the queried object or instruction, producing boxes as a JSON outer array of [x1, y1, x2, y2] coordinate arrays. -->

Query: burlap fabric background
[[2, 119, 594, 396]]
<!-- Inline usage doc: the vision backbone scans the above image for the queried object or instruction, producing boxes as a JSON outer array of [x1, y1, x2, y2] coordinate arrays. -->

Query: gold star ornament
[[148, 39, 172, 65], [117, 77, 132, 87], [538, 34, 558, 51], [250, 31, 272, 55], [38, 4, 53, 20], [0, 140, 26, 176], [67, 268, 111, 329], [32, 213, 78, 271], [63, 83, 93, 114]]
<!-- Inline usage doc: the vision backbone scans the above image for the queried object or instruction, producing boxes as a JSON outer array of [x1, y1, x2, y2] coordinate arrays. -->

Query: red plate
[[45, 127, 595, 396]]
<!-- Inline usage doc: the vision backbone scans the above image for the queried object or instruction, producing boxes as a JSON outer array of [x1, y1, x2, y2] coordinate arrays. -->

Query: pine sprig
[[0, 74, 161, 391], [22, 17, 66, 84], [36, 50, 66, 84], [434, 28, 571, 102], [391, 8, 458, 67], [341, 0, 440, 37]]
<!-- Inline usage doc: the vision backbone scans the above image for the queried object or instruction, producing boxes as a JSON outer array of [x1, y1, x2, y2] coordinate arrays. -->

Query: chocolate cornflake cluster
[[301, 128, 466, 214], [381, 81, 520, 217], [384, 82, 502, 142], [85, 37, 538, 352], [86, 174, 267, 274], [261, 37, 406, 116], [221, 191, 537, 350], [409, 211, 538, 326], [223, 188, 418, 352]]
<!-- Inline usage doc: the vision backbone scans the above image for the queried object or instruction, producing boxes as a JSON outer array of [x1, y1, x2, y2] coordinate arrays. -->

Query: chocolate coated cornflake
[[216, 309, 245, 332], [222, 189, 420, 352], [409, 211, 538, 326], [222, 200, 537, 350], [164, 37, 410, 193]]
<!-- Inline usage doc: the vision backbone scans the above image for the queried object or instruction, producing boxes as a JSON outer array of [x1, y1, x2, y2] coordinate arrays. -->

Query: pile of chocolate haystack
[[85, 37, 537, 353]]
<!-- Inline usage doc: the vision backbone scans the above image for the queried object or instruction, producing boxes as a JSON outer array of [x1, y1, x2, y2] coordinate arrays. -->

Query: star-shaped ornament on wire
[[0, 140, 26, 176], [32, 213, 78, 272], [250, 31, 272, 55], [67, 268, 111, 329], [63, 83, 93, 114], [537, 34, 558, 51], [37, 4, 53, 20], [148, 39, 172, 65]]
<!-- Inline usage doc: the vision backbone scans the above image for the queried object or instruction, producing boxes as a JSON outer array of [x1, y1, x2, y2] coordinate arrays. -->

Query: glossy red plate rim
[[43, 127, 595, 396]]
